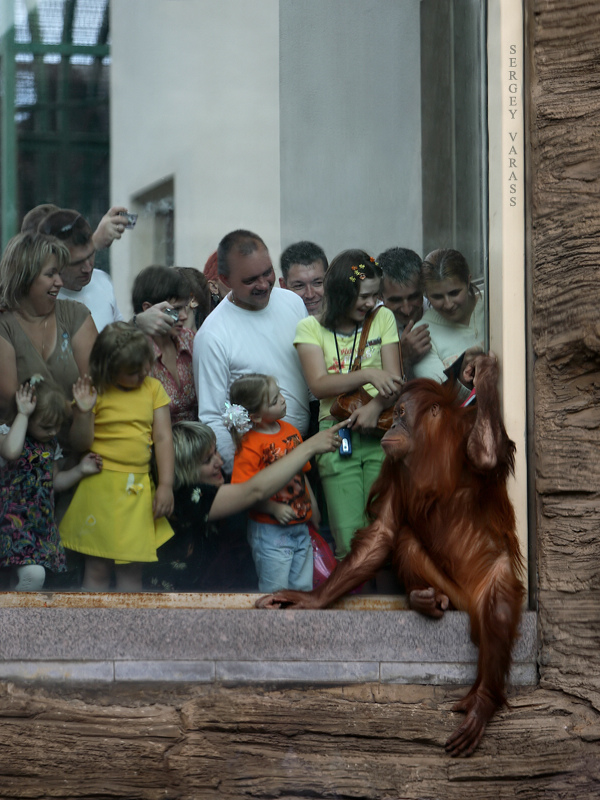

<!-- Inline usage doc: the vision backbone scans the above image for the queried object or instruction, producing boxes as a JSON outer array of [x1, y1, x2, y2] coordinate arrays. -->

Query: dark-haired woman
[[413, 248, 484, 387], [174, 266, 212, 333], [131, 265, 197, 423], [293, 249, 402, 559]]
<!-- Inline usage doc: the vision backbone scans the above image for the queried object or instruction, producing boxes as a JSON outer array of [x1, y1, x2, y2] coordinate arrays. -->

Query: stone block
[[217, 660, 380, 683]]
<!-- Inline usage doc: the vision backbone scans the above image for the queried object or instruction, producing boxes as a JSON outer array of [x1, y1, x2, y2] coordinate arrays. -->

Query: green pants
[[316, 420, 385, 559]]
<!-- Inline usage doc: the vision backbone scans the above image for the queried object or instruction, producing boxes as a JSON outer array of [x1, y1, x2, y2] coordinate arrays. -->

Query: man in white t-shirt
[[26, 206, 177, 336], [377, 246, 431, 377], [193, 229, 310, 474]]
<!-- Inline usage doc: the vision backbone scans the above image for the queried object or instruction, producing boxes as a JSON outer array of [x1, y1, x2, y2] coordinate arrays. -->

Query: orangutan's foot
[[445, 691, 498, 757]]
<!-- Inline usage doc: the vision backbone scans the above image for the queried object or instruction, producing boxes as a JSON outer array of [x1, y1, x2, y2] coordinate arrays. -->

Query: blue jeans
[[247, 520, 313, 593]]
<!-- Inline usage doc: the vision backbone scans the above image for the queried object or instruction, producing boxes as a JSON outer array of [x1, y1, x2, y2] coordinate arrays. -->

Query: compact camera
[[339, 427, 352, 458], [163, 307, 179, 323]]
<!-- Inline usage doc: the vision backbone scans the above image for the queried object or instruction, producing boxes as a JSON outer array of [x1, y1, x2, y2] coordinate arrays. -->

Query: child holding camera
[[227, 373, 318, 594]]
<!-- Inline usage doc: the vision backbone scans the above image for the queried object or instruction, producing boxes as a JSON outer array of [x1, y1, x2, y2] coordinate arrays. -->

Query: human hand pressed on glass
[[15, 383, 37, 418], [361, 367, 403, 399], [72, 375, 97, 413]]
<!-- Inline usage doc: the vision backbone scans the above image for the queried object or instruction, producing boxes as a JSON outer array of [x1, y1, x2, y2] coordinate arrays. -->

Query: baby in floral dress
[[0, 376, 101, 591]]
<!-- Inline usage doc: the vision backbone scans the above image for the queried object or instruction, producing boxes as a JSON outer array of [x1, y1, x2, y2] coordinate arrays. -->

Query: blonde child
[[0, 377, 101, 591], [227, 373, 318, 593], [60, 322, 174, 591], [146, 419, 345, 591]]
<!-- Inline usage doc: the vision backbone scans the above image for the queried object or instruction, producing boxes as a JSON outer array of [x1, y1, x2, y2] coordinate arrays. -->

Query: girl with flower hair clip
[[0, 375, 102, 590], [228, 373, 324, 593], [144, 416, 346, 591], [293, 248, 403, 561]]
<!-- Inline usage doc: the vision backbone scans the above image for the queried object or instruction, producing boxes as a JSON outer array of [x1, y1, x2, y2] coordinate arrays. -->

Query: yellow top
[[92, 377, 170, 472]]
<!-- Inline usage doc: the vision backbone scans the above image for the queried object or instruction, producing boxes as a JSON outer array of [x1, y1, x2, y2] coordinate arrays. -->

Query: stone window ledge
[[0, 593, 537, 686]]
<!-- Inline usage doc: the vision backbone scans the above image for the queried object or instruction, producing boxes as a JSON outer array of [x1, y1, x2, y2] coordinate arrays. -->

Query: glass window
[[0, 1, 527, 599]]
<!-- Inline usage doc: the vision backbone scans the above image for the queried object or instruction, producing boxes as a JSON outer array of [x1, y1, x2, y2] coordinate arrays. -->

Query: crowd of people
[[0, 205, 485, 593]]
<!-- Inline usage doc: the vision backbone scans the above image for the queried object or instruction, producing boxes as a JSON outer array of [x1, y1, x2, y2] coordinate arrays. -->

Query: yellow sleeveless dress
[[60, 378, 173, 563]]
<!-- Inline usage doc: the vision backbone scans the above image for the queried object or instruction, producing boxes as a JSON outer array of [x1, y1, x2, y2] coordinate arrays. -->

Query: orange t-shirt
[[231, 420, 311, 525]]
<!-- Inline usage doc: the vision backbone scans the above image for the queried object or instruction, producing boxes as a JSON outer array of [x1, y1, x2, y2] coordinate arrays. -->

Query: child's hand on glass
[[72, 375, 97, 413], [153, 485, 174, 519], [270, 502, 297, 525], [15, 383, 37, 417], [79, 452, 103, 476]]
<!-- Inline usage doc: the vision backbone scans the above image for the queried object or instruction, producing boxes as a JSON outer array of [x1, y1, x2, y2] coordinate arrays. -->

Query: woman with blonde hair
[[145, 419, 345, 591], [0, 232, 97, 432]]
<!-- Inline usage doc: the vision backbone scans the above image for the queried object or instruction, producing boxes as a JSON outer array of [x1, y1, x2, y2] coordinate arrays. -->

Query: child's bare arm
[[0, 384, 36, 461], [152, 405, 174, 518], [69, 376, 96, 452], [208, 423, 346, 521], [256, 499, 298, 524], [54, 452, 103, 492]]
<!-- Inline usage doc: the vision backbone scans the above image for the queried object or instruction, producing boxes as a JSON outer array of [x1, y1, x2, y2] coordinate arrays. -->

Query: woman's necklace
[[334, 324, 359, 374], [15, 310, 50, 360]]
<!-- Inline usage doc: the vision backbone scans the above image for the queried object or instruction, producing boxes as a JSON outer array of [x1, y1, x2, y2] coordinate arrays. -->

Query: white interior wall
[[110, 1, 424, 315], [110, 0, 281, 317], [279, 0, 422, 260]]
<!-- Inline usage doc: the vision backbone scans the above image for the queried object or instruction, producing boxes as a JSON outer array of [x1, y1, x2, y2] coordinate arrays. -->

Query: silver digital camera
[[163, 307, 179, 323]]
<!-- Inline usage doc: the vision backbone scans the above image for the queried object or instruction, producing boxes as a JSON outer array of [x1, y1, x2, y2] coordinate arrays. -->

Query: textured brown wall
[[1, 2, 600, 797], [528, 0, 600, 711]]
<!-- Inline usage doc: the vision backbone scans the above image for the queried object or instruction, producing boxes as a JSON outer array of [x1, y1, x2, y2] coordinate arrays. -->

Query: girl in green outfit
[[293, 249, 403, 559]]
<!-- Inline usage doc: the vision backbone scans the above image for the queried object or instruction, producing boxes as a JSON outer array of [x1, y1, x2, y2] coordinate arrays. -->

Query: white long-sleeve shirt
[[193, 288, 310, 473]]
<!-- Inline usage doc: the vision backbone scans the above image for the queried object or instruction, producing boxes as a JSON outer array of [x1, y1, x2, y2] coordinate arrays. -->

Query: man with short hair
[[194, 229, 310, 473], [34, 208, 123, 333], [377, 246, 431, 375], [27, 205, 176, 336], [22, 203, 128, 253], [279, 240, 328, 316]]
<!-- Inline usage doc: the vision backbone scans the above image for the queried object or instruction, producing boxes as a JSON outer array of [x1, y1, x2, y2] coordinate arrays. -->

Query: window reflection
[[0, 0, 488, 593]]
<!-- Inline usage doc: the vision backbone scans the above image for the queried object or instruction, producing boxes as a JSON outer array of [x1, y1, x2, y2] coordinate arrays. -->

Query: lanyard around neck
[[334, 325, 359, 374]]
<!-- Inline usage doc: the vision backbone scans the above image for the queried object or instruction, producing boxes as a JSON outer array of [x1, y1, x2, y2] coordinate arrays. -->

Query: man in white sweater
[[193, 229, 310, 474]]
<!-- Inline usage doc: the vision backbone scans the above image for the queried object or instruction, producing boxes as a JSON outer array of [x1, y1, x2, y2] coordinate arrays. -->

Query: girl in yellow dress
[[60, 322, 174, 591]]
